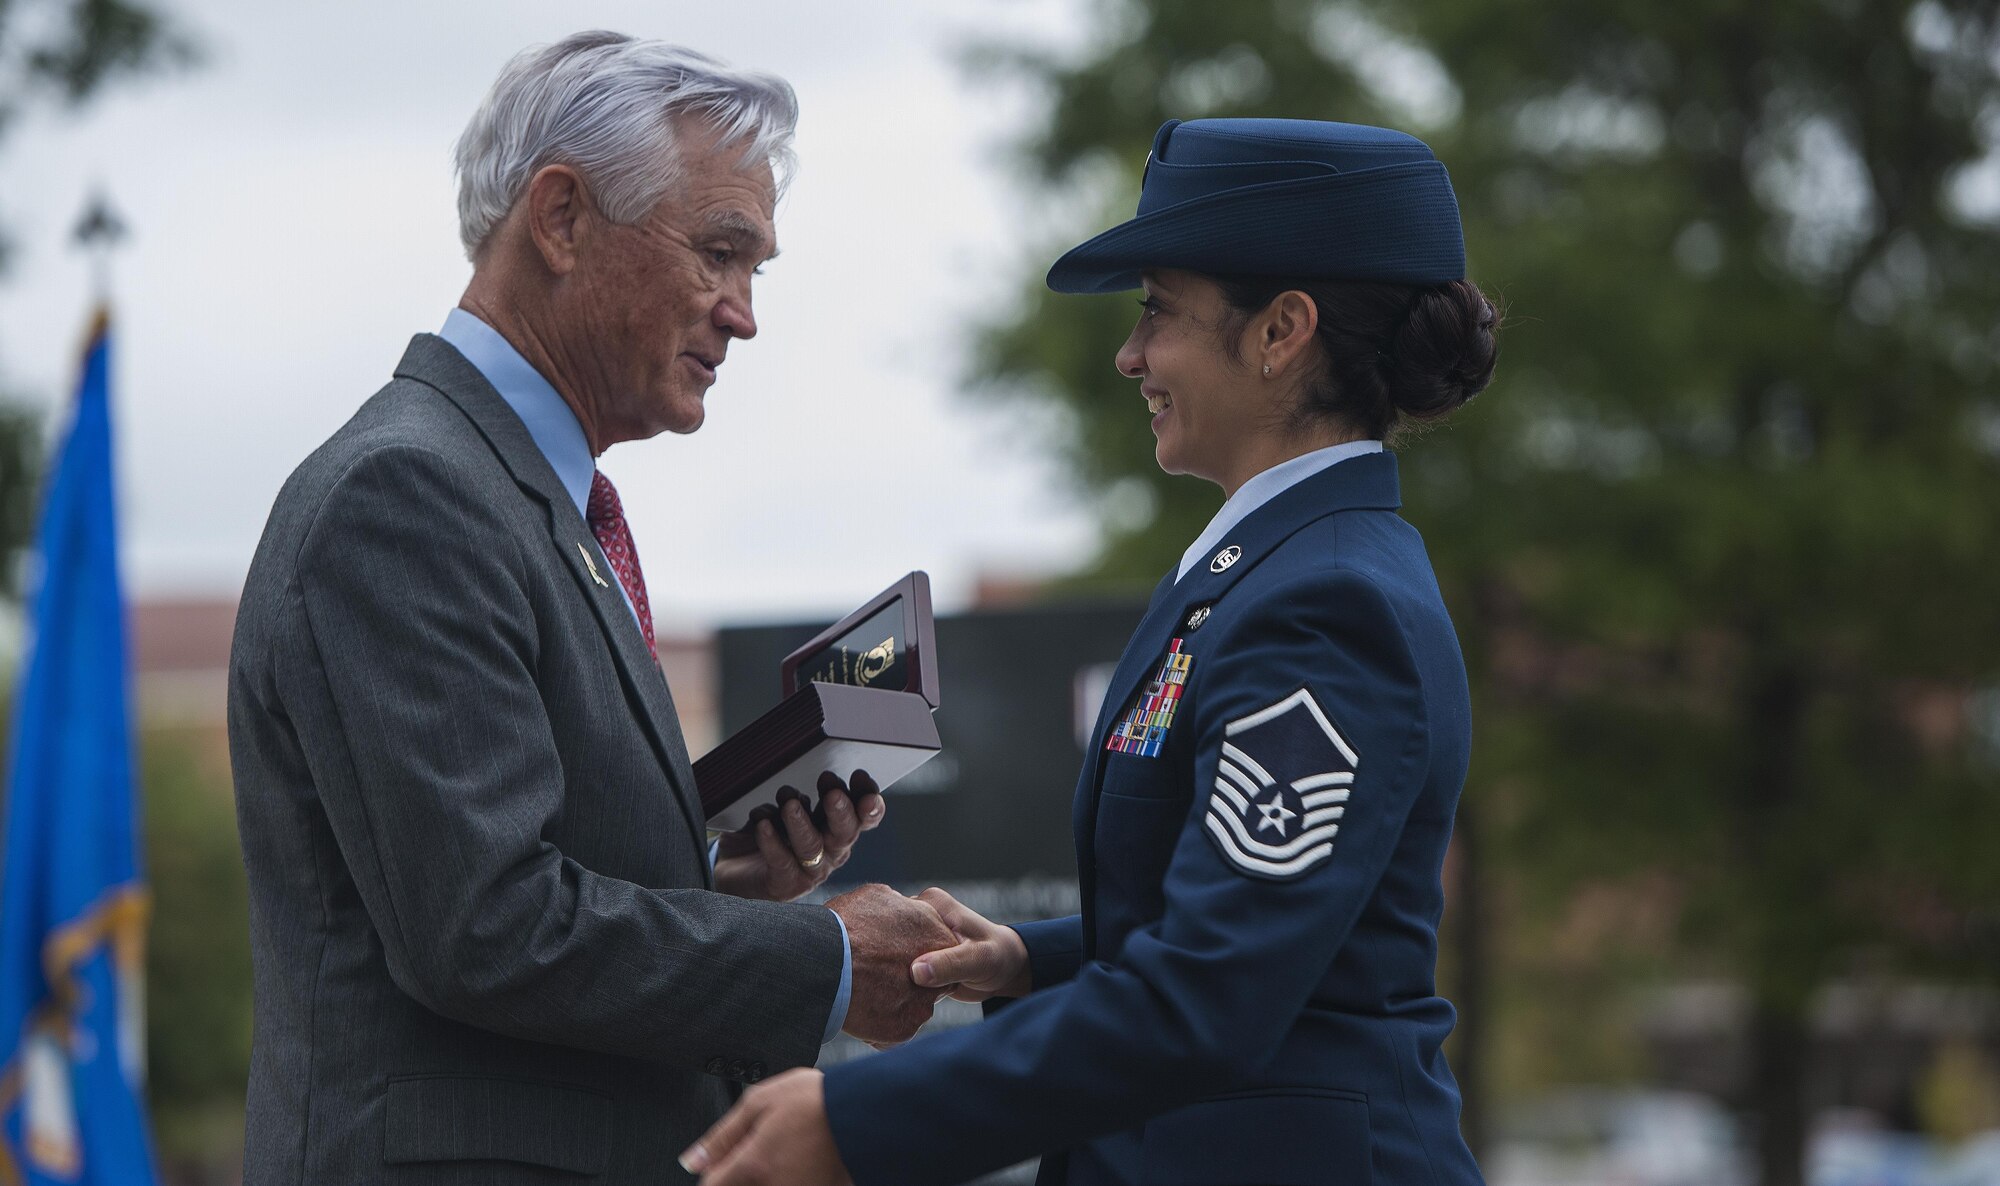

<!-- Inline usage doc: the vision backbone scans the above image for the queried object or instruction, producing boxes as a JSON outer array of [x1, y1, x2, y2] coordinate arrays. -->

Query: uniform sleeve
[[1014, 916, 1085, 990], [980, 918, 1083, 1021], [825, 569, 1430, 1186], [279, 445, 841, 1072]]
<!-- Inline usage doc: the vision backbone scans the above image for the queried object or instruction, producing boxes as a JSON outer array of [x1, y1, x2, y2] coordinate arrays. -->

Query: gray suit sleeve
[[278, 444, 841, 1072]]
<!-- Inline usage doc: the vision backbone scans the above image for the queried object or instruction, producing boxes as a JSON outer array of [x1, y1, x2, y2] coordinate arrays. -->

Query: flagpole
[[0, 187, 158, 1186], [71, 191, 126, 331]]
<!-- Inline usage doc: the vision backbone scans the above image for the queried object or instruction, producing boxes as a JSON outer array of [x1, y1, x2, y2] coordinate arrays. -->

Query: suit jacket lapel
[[547, 526, 710, 867], [1075, 452, 1406, 938], [392, 335, 711, 870]]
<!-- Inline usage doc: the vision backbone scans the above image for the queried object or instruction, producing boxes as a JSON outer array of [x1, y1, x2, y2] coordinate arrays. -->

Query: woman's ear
[[1257, 290, 1319, 378]]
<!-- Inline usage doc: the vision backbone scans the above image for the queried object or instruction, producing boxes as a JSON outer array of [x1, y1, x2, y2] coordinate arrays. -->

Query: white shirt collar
[[1175, 440, 1385, 581]]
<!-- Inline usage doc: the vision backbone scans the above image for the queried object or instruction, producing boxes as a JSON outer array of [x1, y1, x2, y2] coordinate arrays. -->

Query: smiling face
[[1114, 269, 1278, 492], [558, 120, 778, 443], [1112, 269, 1363, 495]]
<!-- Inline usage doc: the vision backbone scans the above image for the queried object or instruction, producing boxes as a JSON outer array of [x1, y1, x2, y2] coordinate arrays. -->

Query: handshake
[[680, 886, 1030, 1182], [823, 883, 1032, 1046]]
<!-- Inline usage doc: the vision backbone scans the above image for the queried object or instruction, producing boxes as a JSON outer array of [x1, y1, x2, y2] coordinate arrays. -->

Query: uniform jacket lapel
[[392, 335, 711, 868], [1074, 452, 1404, 941], [1171, 450, 1402, 605], [1074, 572, 1181, 925]]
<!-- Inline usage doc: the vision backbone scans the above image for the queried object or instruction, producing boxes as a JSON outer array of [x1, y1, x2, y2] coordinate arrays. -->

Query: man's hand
[[714, 772, 885, 902], [826, 883, 955, 1047], [907, 887, 1033, 1003], [681, 1068, 848, 1186]]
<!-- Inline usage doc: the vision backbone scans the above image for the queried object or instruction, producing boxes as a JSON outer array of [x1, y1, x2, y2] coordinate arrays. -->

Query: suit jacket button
[[706, 1057, 728, 1076], [729, 1060, 748, 1080], [745, 1063, 766, 1083]]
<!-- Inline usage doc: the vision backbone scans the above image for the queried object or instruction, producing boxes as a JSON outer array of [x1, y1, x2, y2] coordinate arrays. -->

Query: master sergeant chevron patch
[[1202, 687, 1358, 879]]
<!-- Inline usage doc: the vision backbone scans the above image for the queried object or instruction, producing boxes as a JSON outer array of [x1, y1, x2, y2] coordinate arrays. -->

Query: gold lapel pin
[[577, 542, 610, 588]]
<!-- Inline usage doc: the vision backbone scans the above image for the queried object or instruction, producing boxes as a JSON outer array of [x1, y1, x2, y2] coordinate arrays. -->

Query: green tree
[[1, 0, 206, 1174], [140, 731, 252, 1181], [0, 0, 196, 581], [972, 3, 2000, 1184], [0, 0, 197, 245]]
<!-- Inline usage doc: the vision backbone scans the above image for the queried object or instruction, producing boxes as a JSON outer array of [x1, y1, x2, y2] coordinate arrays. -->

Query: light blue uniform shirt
[[438, 309, 852, 1044], [1176, 439, 1385, 582]]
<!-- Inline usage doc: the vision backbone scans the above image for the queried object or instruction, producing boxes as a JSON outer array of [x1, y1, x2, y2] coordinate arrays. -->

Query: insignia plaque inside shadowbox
[[696, 572, 943, 833]]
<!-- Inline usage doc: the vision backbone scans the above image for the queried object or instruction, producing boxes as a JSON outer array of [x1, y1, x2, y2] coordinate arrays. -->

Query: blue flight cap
[[1046, 117, 1467, 294]]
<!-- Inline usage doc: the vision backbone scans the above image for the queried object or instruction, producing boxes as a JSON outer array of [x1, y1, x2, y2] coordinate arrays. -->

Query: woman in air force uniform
[[687, 117, 1501, 1186]]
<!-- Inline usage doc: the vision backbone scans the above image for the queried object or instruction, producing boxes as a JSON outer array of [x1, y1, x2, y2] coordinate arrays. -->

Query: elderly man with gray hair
[[229, 31, 952, 1185]]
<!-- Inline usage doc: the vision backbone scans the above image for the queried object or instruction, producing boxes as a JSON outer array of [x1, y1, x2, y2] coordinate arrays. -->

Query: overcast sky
[[0, 0, 1123, 630]]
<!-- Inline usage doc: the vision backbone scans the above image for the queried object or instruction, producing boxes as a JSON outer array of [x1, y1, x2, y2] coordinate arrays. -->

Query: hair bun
[[1382, 280, 1500, 421]]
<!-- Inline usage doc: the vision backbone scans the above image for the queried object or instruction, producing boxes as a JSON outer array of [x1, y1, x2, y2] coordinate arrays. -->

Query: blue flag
[[0, 314, 158, 1185]]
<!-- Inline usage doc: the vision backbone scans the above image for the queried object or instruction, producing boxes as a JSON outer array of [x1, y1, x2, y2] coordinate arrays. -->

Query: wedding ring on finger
[[799, 850, 826, 871]]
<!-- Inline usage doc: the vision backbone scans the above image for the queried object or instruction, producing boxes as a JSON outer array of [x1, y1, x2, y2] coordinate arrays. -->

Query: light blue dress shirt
[[438, 309, 852, 1044], [1176, 439, 1385, 582]]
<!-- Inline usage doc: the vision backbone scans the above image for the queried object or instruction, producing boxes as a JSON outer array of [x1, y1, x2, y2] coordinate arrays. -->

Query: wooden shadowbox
[[696, 573, 942, 832]]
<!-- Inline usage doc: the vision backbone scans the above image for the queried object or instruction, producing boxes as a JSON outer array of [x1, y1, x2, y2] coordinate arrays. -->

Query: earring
[[1263, 364, 1272, 376]]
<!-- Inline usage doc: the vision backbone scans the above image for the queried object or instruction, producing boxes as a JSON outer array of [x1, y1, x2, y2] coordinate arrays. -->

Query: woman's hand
[[712, 772, 885, 902], [907, 887, 1033, 1002], [681, 1068, 849, 1186]]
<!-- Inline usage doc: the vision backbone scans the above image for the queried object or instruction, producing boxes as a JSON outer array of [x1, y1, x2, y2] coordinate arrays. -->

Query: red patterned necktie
[[586, 471, 657, 660]]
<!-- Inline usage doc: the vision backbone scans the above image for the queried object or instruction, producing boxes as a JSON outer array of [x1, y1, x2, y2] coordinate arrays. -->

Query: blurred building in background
[[130, 599, 233, 732]]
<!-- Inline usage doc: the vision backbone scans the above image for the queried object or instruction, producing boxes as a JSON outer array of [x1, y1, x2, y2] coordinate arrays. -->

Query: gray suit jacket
[[229, 334, 843, 1185]]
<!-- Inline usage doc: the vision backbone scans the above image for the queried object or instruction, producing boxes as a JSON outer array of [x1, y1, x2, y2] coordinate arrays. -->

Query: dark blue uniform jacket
[[825, 452, 1483, 1186]]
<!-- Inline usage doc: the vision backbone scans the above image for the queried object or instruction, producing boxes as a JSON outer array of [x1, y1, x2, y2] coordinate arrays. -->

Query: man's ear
[[1257, 290, 1320, 378], [523, 164, 590, 276]]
